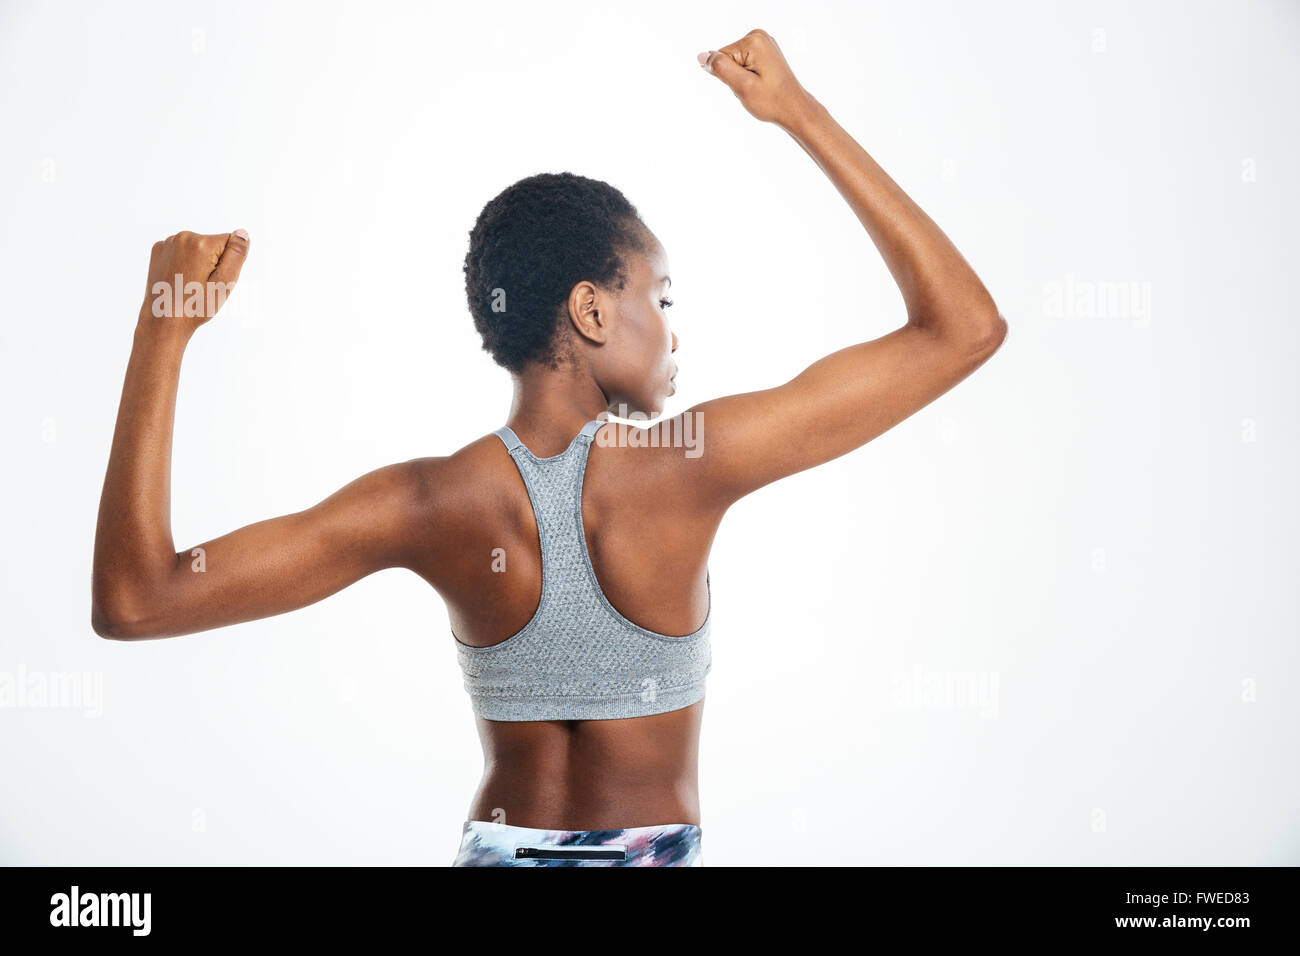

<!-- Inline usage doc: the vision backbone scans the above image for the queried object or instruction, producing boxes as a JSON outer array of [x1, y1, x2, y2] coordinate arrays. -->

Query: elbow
[[91, 611, 121, 640], [91, 591, 159, 641], [917, 307, 1009, 358], [91, 603, 139, 640], [954, 309, 1008, 359], [975, 312, 1008, 355], [91, 560, 177, 639], [92, 576, 130, 639]]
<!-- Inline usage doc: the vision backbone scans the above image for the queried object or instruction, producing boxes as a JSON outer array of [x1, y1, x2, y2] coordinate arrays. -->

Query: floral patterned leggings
[[452, 820, 703, 867]]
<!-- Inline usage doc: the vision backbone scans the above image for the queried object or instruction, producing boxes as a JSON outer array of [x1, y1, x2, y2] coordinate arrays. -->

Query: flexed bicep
[[688, 323, 1005, 508], [93, 460, 434, 640]]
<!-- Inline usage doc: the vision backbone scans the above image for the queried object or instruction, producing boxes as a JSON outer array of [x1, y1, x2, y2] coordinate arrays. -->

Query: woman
[[92, 30, 1006, 866]]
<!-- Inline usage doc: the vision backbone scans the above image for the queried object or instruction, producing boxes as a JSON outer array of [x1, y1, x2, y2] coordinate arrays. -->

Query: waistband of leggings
[[461, 820, 701, 843]]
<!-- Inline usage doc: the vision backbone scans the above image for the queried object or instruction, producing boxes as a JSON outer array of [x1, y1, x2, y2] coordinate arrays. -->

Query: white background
[[1, 0, 1296, 865]]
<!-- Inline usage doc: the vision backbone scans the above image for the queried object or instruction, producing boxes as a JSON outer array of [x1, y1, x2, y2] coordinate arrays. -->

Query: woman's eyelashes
[[659, 297, 674, 310]]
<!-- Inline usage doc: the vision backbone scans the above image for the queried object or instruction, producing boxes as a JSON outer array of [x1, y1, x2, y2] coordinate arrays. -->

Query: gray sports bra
[[453, 419, 712, 722]]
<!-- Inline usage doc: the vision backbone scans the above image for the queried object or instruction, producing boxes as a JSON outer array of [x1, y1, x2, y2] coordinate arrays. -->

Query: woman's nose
[[671, 332, 679, 352]]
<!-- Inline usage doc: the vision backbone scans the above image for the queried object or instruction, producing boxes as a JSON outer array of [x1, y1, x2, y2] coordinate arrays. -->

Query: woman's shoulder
[[396, 429, 530, 519]]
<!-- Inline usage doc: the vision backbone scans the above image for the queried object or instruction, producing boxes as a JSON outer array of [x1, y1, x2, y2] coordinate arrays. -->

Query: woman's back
[[423, 418, 714, 652], [409, 415, 719, 829]]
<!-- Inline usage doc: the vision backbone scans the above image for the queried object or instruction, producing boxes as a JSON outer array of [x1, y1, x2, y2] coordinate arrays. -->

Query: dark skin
[[92, 30, 1007, 831]]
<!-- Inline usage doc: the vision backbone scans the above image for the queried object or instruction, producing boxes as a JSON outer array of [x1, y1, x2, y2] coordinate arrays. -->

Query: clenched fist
[[139, 229, 250, 333], [698, 30, 815, 129]]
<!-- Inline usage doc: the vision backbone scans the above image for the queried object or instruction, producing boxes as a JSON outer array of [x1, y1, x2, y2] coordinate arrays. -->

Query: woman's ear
[[568, 281, 609, 345]]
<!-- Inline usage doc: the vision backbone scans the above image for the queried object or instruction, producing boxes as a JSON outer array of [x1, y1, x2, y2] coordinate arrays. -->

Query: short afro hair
[[463, 172, 650, 373]]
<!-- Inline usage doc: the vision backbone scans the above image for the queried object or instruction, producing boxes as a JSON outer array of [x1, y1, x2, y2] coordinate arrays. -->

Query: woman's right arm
[[92, 230, 437, 640], [689, 30, 1007, 506]]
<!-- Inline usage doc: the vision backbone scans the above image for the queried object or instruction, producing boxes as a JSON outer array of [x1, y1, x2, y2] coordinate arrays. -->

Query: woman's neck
[[506, 365, 609, 456]]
